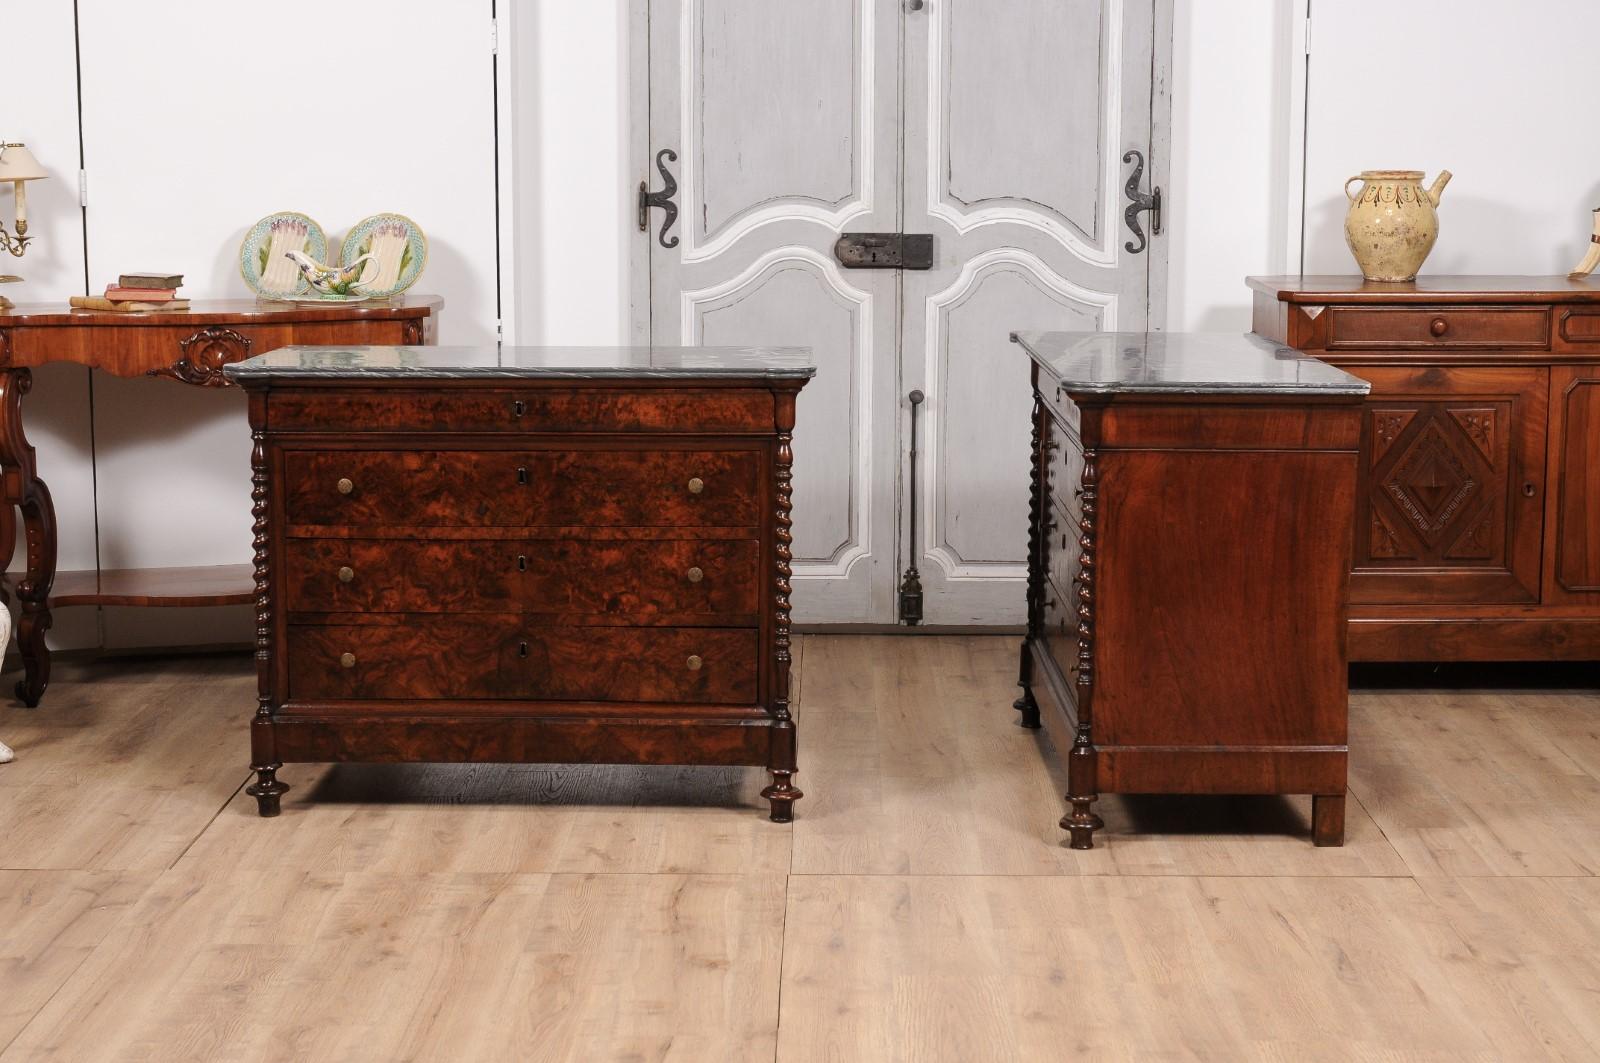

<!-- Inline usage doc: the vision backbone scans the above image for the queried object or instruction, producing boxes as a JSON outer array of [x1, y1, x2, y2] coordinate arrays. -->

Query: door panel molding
[[682, 245, 874, 578], [921, 248, 1116, 579], [926, 0, 1123, 265], [681, 0, 878, 263]]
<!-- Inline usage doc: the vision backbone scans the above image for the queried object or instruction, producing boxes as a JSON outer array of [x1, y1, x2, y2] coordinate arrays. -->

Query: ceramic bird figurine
[[285, 249, 376, 296]]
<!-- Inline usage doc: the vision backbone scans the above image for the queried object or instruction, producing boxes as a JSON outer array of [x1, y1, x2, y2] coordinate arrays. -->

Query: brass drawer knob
[[686, 654, 703, 671], [336, 477, 354, 495], [1430, 317, 1449, 337], [337, 566, 355, 584], [687, 476, 705, 495], [339, 652, 357, 669], [686, 566, 704, 583]]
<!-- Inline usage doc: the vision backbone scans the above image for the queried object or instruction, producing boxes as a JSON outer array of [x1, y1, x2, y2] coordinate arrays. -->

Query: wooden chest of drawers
[[224, 345, 814, 821], [1012, 331, 1369, 849], [1251, 276, 1600, 662]]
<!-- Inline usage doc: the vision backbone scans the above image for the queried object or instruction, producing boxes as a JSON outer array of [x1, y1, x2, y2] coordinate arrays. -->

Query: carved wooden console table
[[0, 296, 441, 705]]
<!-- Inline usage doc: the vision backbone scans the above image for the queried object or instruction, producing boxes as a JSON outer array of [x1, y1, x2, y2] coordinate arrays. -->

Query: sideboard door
[[1351, 366, 1547, 606], [1544, 365, 1600, 606]]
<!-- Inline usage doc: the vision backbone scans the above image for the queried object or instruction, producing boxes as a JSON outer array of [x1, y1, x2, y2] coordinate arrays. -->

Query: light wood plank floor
[[1, 637, 1597, 1062]]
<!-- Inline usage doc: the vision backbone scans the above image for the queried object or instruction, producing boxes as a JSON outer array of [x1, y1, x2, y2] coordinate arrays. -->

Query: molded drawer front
[[288, 621, 758, 703], [284, 449, 761, 528], [1325, 306, 1548, 350], [269, 388, 775, 434], [283, 538, 761, 621]]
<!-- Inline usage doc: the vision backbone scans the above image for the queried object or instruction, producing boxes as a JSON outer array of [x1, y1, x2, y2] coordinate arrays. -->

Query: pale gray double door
[[642, 0, 1169, 625]]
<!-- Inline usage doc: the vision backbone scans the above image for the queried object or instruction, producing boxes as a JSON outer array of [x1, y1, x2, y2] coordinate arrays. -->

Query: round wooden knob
[[337, 566, 355, 584], [687, 477, 705, 495], [686, 654, 703, 671], [686, 566, 704, 583], [336, 477, 354, 495], [339, 652, 356, 669], [1430, 317, 1449, 337]]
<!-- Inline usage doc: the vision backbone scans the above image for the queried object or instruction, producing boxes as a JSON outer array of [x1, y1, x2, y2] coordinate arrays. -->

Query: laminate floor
[[0, 637, 1596, 1061]]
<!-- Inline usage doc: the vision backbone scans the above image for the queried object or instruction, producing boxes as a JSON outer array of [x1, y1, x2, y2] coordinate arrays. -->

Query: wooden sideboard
[[0, 297, 441, 705], [1251, 276, 1600, 662], [223, 344, 813, 821], [1012, 331, 1369, 849]]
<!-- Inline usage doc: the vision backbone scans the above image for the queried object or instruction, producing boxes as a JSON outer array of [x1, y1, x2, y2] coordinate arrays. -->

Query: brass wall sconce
[[0, 141, 50, 309]]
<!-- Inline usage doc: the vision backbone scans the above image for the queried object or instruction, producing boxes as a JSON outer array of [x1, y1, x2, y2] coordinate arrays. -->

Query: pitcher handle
[[1344, 176, 1365, 204]]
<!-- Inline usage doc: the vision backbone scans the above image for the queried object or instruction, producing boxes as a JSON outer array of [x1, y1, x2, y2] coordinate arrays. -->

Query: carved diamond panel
[[1383, 420, 1480, 544]]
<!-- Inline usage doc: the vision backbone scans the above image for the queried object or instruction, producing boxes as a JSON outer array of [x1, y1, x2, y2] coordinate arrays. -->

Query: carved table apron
[[0, 297, 441, 706]]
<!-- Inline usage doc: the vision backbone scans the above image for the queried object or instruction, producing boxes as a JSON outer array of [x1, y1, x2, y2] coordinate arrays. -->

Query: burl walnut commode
[[223, 345, 813, 822]]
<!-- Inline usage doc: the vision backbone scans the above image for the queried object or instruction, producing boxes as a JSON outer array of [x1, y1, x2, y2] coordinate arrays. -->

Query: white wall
[[1167, 0, 1305, 330], [1303, 1, 1600, 276], [511, 0, 631, 346]]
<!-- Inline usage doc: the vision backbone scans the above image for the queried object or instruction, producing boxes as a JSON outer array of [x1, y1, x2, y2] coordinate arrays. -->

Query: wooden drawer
[[269, 387, 775, 434], [1325, 306, 1549, 350], [284, 448, 761, 529], [287, 621, 758, 704], [1040, 572, 1079, 691], [283, 538, 761, 621]]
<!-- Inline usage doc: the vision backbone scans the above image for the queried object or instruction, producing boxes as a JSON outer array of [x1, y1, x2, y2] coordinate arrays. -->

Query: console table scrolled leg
[[1312, 792, 1346, 847], [0, 368, 56, 707]]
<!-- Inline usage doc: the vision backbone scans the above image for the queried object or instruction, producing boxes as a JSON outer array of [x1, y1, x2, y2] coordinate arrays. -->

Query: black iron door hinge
[[638, 148, 680, 249], [1121, 149, 1162, 255]]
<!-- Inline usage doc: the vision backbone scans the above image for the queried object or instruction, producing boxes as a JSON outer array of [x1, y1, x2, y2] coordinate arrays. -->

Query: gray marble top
[[1012, 331, 1370, 396], [222, 345, 816, 381]]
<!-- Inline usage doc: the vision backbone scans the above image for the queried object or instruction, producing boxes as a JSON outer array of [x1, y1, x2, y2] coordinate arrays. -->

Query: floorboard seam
[[167, 775, 250, 870]]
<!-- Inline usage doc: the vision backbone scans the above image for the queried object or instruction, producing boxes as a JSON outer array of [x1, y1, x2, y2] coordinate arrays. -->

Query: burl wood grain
[[269, 387, 776, 434], [284, 448, 761, 528], [287, 621, 758, 704], [282, 538, 760, 621]]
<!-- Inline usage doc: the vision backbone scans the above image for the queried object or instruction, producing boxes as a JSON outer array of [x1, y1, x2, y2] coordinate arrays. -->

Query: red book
[[105, 286, 178, 300]]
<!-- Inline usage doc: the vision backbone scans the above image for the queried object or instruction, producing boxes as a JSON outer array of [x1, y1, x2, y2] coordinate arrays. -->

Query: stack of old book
[[69, 272, 189, 312]]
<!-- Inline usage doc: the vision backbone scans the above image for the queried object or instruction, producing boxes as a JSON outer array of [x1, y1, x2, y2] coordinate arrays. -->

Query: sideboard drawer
[[287, 621, 758, 704], [269, 387, 776, 434], [1325, 306, 1549, 350], [284, 449, 762, 528], [283, 537, 761, 620]]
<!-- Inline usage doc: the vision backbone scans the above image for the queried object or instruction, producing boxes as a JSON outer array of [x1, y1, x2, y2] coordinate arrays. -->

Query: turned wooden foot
[[761, 770, 802, 823], [1061, 800, 1104, 850], [1312, 792, 1346, 847], [1013, 688, 1042, 729], [247, 764, 289, 817]]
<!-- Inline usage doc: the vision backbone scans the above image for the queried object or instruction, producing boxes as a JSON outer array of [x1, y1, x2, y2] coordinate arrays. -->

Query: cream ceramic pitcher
[[1343, 170, 1452, 282]]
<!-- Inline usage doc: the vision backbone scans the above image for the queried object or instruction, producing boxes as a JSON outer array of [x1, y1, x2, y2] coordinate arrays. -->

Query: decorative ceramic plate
[[340, 213, 427, 298], [240, 211, 328, 299]]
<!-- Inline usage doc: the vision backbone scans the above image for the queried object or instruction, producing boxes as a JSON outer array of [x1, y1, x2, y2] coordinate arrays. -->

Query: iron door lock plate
[[834, 233, 934, 270]]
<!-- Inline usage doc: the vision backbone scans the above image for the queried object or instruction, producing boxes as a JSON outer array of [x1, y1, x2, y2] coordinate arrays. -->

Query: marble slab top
[[1011, 331, 1370, 396], [222, 345, 816, 381]]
